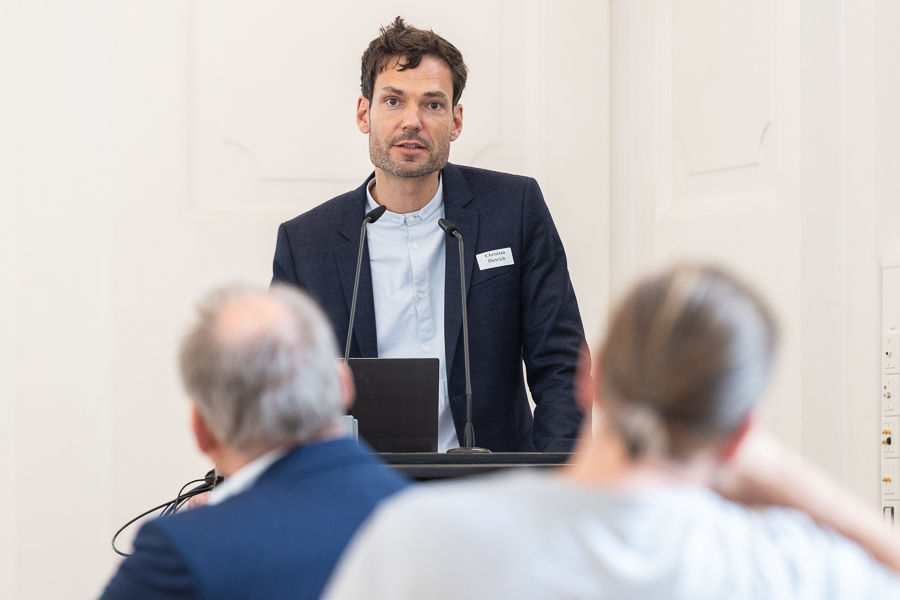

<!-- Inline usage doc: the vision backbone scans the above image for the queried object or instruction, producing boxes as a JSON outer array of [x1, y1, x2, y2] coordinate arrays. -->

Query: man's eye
[[427, 102, 442, 110], [386, 98, 400, 107]]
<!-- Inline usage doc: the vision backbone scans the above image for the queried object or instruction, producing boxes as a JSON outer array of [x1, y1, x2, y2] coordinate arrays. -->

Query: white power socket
[[884, 461, 899, 497], [885, 330, 899, 373], [885, 376, 898, 413], [883, 418, 899, 458]]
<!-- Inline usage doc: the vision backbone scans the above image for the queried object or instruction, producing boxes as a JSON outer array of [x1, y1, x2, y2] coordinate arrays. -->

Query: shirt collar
[[366, 174, 444, 225], [207, 446, 288, 506]]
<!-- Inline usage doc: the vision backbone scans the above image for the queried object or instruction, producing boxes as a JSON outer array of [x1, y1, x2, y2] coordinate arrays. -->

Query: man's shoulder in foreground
[[323, 471, 565, 600], [101, 438, 409, 600], [324, 469, 900, 600]]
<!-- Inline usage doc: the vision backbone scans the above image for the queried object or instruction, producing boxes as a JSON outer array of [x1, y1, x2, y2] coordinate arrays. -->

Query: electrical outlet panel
[[879, 260, 900, 530], [880, 265, 900, 528], [885, 330, 899, 373]]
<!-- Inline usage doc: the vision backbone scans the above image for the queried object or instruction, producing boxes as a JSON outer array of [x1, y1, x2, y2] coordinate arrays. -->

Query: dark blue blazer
[[273, 164, 586, 452], [99, 439, 409, 600]]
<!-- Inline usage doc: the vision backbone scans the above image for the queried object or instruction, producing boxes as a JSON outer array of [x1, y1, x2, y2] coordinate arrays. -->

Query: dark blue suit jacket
[[99, 439, 409, 600], [273, 164, 586, 452]]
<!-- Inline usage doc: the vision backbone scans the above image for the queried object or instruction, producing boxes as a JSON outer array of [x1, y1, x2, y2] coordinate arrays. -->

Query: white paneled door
[[610, 0, 882, 503], [611, 0, 803, 444]]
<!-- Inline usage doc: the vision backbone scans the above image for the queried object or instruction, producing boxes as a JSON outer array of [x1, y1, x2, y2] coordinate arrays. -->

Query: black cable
[[178, 478, 207, 500], [161, 479, 206, 517], [111, 497, 182, 557], [111, 474, 221, 557]]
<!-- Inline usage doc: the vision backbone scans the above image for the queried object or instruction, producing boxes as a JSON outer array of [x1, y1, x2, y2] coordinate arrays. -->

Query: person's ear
[[450, 103, 463, 141], [719, 414, 755, 463], [336, 361, 355, 413], [191, 405, 219, 455], [356, 96, 371, 134]]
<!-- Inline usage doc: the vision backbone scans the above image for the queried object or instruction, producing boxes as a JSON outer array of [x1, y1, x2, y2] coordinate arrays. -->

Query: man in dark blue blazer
[[273, 18, 586, 452], [99, 284, 409, 600]]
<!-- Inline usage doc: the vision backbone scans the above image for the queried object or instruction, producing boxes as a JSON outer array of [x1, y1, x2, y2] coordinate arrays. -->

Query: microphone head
[[204, 469, 223, 486], [366, 204, 388, 223], [438, 218, 459, 236]]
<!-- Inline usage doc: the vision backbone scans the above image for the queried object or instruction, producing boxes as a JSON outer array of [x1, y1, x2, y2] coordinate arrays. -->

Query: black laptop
[[346, 357, 439, 453]]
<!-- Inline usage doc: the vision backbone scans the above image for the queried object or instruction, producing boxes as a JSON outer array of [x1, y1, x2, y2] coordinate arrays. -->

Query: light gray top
[[325, 469, 900, 599]]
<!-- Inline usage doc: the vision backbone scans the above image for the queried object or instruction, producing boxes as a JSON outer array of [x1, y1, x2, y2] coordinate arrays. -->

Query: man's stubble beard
[[368, 133, 451, 179]]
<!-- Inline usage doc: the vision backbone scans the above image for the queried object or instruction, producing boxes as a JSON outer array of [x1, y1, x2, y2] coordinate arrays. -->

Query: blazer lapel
[[335, 176, 379, 358], [442, 164, 478, 379]]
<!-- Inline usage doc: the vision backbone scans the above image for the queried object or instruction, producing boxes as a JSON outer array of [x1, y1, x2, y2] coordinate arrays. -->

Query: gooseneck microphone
[[344, 204, 387, 362], [439, 218, 490, 453]]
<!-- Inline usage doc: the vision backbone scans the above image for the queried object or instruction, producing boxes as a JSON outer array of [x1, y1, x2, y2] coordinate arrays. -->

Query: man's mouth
[[395, 142, 426, 150]]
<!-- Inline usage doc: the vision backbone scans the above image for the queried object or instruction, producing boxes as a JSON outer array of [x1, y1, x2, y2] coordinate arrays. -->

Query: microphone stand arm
[[455, 230, 474, 447], [445, 228, 489, 453], [345, 217, 370, 363]]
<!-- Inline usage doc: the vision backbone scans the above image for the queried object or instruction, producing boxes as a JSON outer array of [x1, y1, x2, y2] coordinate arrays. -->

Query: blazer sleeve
[[518, 179, 587, 451], [272, 222, 300, 286], [99, 521, 197, 600]]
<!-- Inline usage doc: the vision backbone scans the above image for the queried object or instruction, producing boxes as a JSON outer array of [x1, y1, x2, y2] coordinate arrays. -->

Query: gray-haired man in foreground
[[100, 284, 408, 600]]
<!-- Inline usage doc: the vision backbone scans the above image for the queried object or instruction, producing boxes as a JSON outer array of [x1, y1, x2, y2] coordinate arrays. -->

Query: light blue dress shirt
[[366, 177, 459, 452]]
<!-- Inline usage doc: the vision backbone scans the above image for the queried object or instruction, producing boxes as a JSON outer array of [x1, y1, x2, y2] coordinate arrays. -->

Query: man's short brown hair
[[360, 16, 468, 106]]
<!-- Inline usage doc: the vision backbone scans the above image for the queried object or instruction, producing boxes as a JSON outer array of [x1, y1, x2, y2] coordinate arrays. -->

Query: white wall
[[3, 1, 608, 597], [0, 2, 19, 597], [5, 2, 116, 599], [878, 0, 900, 266]]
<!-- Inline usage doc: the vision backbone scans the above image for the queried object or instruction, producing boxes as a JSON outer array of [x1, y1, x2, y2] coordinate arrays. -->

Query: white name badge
[[476, 247, 514, 270]]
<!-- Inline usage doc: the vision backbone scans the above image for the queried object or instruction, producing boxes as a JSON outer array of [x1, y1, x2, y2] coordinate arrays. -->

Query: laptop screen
[[347, 357, 439, 453]]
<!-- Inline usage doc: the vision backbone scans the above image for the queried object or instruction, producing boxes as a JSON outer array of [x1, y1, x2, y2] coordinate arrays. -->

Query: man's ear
[[191, 405, 219, 455], [336, 361, 355, 413], [450, 103, 463, 141], [575, 346, 596, 416], [356, 96, 371, 134], [719, 414, 755, 463]]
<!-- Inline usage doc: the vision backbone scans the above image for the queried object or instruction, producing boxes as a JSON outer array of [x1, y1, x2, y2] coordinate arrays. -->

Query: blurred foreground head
[[600, 264, 778, 461], [179, 284, 344, 456]]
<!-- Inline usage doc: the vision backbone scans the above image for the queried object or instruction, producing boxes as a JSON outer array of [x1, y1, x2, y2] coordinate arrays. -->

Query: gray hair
[[601, 264, 778, 461], [179, 283, 344, 455]]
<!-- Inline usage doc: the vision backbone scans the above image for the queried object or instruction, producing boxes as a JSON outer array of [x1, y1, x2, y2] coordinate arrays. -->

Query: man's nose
[[399, 104, 423, 130]]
